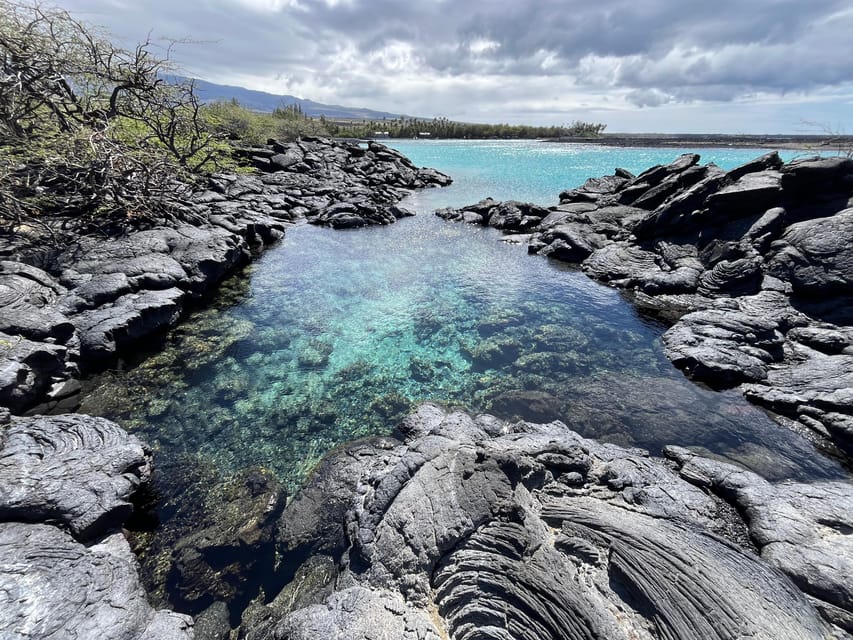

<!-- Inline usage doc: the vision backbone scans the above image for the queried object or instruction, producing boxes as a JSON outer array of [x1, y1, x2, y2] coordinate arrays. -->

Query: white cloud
[[56, 0, 853, 132]]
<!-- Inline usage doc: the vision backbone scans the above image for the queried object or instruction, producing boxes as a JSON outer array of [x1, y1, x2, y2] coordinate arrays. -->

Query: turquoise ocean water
[[80, 141, 846, 494]]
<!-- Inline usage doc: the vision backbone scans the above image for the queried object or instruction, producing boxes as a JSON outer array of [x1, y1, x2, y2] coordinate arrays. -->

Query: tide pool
[[80, 140, 842, 499]]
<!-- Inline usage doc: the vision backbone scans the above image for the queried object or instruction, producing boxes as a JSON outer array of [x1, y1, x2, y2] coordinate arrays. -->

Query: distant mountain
[[184, 77, 405, 121]]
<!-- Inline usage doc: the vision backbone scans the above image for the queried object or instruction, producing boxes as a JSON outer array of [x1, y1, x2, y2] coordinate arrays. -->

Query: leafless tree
[[0, 1, 226, 233]]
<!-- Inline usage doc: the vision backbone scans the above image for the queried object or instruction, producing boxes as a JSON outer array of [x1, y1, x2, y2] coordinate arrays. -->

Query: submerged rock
[[167, 467, 285, 613], [436, 150, 853, 452], [0, 137, 450, 413], [243, 404, 847, 639]]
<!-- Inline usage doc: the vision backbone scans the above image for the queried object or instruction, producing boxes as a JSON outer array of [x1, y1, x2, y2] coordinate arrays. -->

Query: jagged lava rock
[[0, 412, 192, 638], [244, 404, 844, 639], [436, 150, 853, 450], [0, 523, 192, 640]]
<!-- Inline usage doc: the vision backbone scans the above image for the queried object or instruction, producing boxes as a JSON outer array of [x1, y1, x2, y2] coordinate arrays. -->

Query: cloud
[[55, 0, 853, 132], [626, 89, 673, 108]]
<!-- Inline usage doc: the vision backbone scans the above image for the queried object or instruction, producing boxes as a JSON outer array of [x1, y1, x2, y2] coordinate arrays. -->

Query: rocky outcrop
[[0, 137, 449, 413], [237, 137, 450, 229], [436, 152, 853, 452], [0, 411, 192, 639], [240, 404, 851, 639]]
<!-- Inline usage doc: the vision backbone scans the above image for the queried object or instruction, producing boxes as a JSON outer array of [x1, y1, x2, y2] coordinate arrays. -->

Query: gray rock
[[273, 587, 441, 640], [744, 206, 787, 249], [667, 446, 853, 631], [194, 602, 232, 640], [632, 168, 728, 239], [742, 342, 853, 449], [0, 522, 193, 640], [535, 223, 608, 262], [706, 170, 783, 215], [696, 256, 763, 296], [781, 156, 853, 195], [626, 153, 700, 192], [252, 404, 838, 640], [73, 287, 184, 360], [767, 207, 853, 295], [662, 297, 786, 386], [788, 325, 853, 354], [629, 165, 709, 210], [726, 150, 784, 181], [0, 332, 69, 412], [0, 413, 153, 540], [583, 242, 702, 294], [559, 174, 628, 203]]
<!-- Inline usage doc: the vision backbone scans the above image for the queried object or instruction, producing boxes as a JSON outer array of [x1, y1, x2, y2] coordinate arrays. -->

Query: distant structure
[[372, 131, 390, 138], [418, 132, 432, 138]]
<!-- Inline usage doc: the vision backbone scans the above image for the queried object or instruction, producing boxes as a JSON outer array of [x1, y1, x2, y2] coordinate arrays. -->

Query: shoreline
[[3, 141, 853, 639], [543, 133, 853, 151], [436, 151, 853, 461]]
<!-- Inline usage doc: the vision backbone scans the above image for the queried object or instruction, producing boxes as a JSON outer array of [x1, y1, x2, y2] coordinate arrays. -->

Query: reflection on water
[[81, 211, 847, 492]]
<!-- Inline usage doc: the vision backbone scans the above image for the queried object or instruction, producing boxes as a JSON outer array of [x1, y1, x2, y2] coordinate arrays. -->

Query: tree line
[[324, 116, 606, 140]]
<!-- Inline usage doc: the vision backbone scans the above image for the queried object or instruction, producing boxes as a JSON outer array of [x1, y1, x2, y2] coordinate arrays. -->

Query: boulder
[[705, 170, 783, 215], [0, 333, 69, 412], [73, 287, 184, 360], [766, 207, 853, 295], [780, 156, 853, 195], [662, 296, 788, 386], [0, 413, 153, 540], [0, 523, 193, 640], [246, 404, 839, 639]]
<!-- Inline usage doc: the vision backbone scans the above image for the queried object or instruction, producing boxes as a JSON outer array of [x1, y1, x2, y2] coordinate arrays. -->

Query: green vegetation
[[204, 99, 328, 146], [202, 101, 606, 143], [0, 0, 606, 234], [324, 117, 606, 140], [0, 0, 234, 231]]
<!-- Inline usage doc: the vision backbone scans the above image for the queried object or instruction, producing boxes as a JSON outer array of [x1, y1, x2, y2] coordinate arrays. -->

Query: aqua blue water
[[80, 141, 844, 495], [388, 140, 801, 208]]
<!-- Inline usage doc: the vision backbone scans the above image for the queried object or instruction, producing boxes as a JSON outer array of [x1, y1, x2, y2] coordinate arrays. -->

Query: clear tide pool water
[[80, 141, 847, 496]]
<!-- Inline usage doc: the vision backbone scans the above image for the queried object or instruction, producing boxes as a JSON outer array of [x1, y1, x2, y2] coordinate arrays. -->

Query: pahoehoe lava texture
[[246, 403, 851, 639], [0, 411, 192, 638]]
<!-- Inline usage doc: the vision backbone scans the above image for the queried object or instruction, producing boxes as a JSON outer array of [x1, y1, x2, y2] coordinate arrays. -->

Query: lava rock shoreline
[[0, 137, 450, 639], [3, 143, 853, 639], [242, 403, 853, 639], [0, 137, 450, 415], [437, 152, 853, 455]]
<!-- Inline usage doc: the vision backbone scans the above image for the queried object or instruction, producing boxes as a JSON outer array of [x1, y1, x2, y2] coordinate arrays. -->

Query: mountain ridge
[[184, 77, 406, 120]]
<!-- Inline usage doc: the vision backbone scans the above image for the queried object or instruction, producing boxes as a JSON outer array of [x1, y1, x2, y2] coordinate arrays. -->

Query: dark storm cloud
[[57, 0, 853, 127]]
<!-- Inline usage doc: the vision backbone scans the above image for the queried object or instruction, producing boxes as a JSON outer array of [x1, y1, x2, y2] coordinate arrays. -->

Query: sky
[[58, 0, 853, 134]]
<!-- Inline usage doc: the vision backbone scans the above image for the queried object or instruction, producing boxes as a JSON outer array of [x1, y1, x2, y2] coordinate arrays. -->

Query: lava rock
[[0, 413, 153, 540], [0, 522, 193, 639], [168, 467, 285, 612], [245, 404, 839, 639], [766, 207, 853, 295]]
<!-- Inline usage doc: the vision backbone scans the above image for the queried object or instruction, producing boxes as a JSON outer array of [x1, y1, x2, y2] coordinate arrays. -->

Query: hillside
[[186, 77, 405, 120]]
